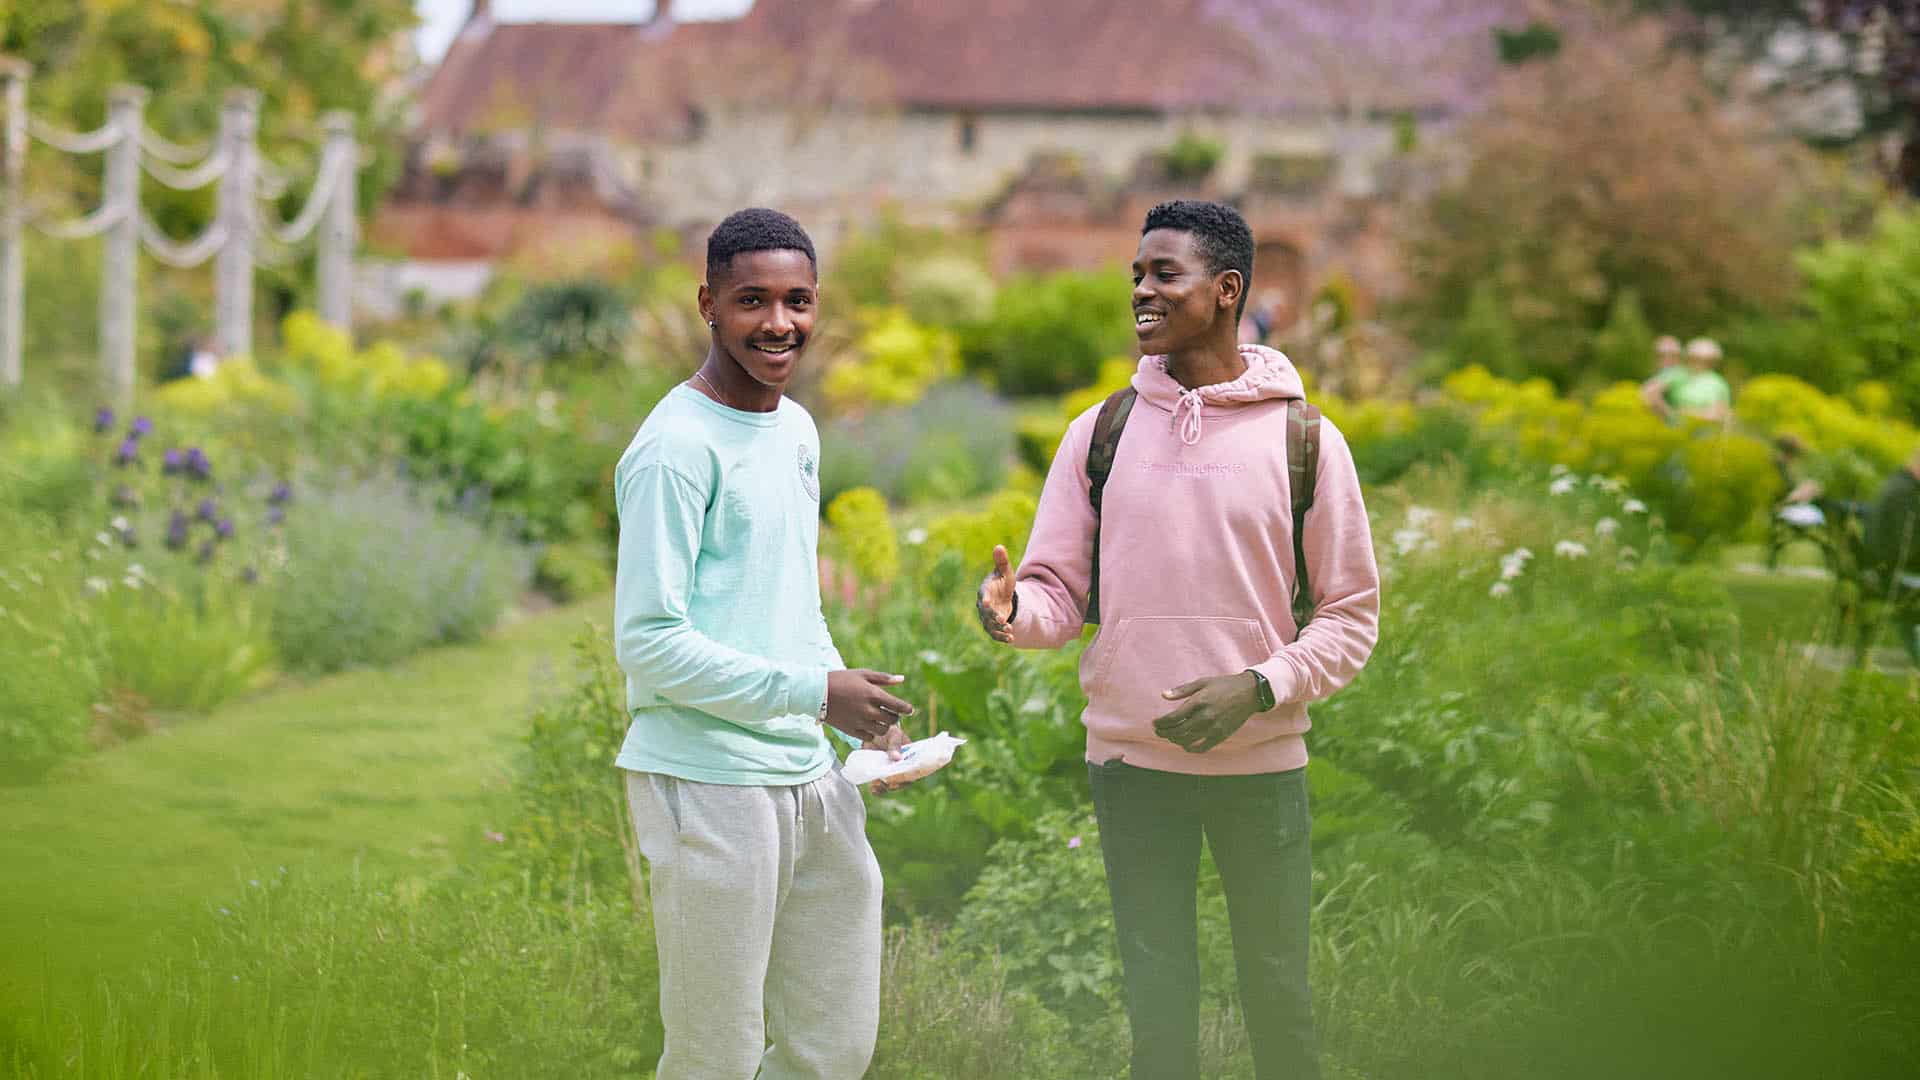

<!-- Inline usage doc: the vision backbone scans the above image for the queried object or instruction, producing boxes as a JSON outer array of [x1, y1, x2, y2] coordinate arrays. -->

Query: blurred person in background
[[1639, 334, 1687, 419], [1668, 337, 1733, 423]]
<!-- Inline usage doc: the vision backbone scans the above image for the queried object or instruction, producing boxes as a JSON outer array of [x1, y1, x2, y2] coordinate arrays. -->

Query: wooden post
[[315, 110, 356, 333], [214, 89, 258, 360], [0, 59, 28, 393], [99, 84, 146, 413]]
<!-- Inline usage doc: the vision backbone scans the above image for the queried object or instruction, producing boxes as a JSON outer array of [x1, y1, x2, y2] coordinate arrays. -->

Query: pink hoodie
[[1010, 345, 1380, 775]]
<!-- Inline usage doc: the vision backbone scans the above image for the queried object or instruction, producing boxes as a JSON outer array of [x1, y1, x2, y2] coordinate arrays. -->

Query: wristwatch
[[1246, 668, 1276, 712]]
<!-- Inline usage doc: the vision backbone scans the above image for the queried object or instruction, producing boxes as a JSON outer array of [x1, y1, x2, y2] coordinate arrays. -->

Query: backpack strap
[[1083, 386, 1137, 626], [1287, 399, 1323, 634], [1083, 389, 1321, 633]]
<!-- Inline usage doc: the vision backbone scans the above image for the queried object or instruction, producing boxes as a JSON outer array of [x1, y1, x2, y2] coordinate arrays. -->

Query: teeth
[[1135, 313, 1162, 326]]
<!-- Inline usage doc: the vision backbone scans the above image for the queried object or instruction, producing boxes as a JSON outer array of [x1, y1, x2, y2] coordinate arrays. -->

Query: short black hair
[[1141, 200, 1255, 317], [706, 208, 817, 281]]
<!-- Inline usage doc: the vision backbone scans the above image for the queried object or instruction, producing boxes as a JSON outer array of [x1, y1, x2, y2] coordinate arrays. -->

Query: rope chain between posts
[[260, 145, 345, 246], [138, 125, 211, 165], [27, 115, 123, 155], [139, 213, 227, 269], [141, 145, 230, 191], [29, 193, 127, 239]]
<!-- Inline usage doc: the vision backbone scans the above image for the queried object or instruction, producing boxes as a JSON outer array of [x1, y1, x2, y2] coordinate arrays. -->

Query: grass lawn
[[0, 593, 611, 1019]]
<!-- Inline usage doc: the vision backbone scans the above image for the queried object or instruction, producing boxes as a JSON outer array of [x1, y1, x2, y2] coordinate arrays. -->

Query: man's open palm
[[976, 544, 1015, 643]]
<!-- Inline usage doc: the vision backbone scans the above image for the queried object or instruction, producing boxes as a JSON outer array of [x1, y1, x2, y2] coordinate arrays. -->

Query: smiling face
[[698, 248, 819, 389], [1130, 228, 1241, 355]]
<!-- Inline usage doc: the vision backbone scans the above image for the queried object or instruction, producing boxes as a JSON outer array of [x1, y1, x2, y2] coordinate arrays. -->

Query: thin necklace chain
[[689, 369, 735, 409]]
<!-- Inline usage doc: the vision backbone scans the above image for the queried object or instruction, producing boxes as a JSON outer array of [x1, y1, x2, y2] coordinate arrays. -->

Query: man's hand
[[976, 544, 1015, 643], [862, 723, 913, 795], [825, 669, 914, 744], [1152, 672, 1263, 754]]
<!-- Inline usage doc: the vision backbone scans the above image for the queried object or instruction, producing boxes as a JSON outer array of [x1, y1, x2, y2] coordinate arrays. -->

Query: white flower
[[95, 531, 114, 547], [1490, 581, 1513, 598], [1595, 517, 1620, 538], [1452, 516, 1475, 531], [1618, 546, 1639, 562], [127, 563, 147, 579], [84, 577, 108, 595], [1499, 547, 1534, 580], [1555, 540, 1589, 559], [1551, 463, 1571, 476], [1392, 528, 1427, 556], [122, 574, 142, 590], [903, 527, 928, 546], [1403, 602, 1426, 620], [110, 516, 130, 532], [1623, 499, 1648, 515], [1406, 505, 1438, 529], [1590, 475, 1625, 494], [1549, 476, 1578, 496]]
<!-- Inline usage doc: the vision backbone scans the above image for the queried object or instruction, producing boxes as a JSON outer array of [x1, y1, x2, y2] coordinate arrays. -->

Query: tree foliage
[[0, 0, 416, 219], [1405, 13, 1831, 387]]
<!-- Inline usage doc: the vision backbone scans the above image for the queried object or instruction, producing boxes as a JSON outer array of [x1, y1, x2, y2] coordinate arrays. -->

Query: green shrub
[[495, 279, 635, 372], [825, 487, 900, 588], [1590, 287, 1657, 386], [270, 478, 529, 673], [0, 542, 98, 780], [534, 539, 613, 603], [1163, 130, 1225, 181], [959, 269, 1136, 396], [507, 632, 638, 906], [822, 307, 959, 411], [900, 255, 998, 328], [88, 572, 272, 716], [819, 381, 1015, 507]]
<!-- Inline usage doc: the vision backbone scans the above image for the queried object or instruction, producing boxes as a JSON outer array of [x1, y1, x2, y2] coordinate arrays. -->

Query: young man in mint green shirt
[[613, 208, 913, 1080]]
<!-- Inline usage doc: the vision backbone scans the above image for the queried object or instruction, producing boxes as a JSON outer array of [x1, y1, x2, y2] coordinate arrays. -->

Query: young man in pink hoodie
[[977, 200, 1380, 1079]]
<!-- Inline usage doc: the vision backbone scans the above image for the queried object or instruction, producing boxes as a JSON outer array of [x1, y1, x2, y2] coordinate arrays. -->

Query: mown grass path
[[0, 595, 609, 1018]]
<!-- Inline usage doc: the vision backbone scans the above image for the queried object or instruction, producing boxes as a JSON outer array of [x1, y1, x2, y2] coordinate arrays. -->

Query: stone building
[[374, 0, 1509, 327]]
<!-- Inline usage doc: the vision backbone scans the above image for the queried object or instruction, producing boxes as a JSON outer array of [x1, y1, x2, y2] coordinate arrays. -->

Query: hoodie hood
[[1133, 344, 1305, 446]]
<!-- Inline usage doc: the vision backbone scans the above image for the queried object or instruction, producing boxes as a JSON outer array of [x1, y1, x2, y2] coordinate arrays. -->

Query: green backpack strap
[[1083, 386, 1137, 626], [1287, 399, 1322, 633]]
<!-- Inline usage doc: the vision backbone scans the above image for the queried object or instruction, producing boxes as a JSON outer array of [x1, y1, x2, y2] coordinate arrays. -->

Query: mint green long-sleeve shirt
[[611, 385, 851, 785]]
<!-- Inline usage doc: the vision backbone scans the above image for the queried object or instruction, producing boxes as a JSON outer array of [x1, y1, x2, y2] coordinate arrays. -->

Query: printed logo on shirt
[[797, 443, 820, 500], [1137, 460, 1248, 477]]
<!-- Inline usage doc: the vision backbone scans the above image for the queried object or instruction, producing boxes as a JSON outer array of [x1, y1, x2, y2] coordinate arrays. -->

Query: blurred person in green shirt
[[1639, 334, 1688, 419], [1669, 337, 1732, 422]]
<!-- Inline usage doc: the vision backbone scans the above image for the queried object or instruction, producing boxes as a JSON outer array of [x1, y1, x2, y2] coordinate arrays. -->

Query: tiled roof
[[416, 1, 1515, 138]]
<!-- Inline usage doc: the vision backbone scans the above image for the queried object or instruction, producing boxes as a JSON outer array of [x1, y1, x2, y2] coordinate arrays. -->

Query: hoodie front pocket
[[1087, 616, 1273, 721]]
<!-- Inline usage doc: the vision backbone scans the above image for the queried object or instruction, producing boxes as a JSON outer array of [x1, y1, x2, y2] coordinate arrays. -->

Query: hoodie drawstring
[[1173, 388, 1206, 446]]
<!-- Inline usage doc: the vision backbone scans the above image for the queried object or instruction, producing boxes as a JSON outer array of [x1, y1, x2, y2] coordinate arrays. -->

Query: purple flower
[[215, 517, 235, 540], [196, 497, 218, 522], [184, 447, 212, 481], [128, 416, 152, 439], [110, 485, 139, 508], [195, 540, 216, 565], [1067, 835, 1083, 850], [266, 505, 286, 527], [267, 483, 293, 506], [118, 524, 139, 548], [165, 510, 190, 551], [240, 566, 259, 585], [93, 407, 114, 433], [113, 438, 139, 467], [162, 448, 184, 475]]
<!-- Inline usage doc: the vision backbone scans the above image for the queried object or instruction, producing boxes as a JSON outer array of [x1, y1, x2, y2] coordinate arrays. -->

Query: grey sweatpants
[[625, 768, 883, 1080]]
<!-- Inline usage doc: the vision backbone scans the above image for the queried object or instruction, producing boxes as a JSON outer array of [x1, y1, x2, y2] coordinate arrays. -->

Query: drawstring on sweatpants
[[792, 780, 829, 836]]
